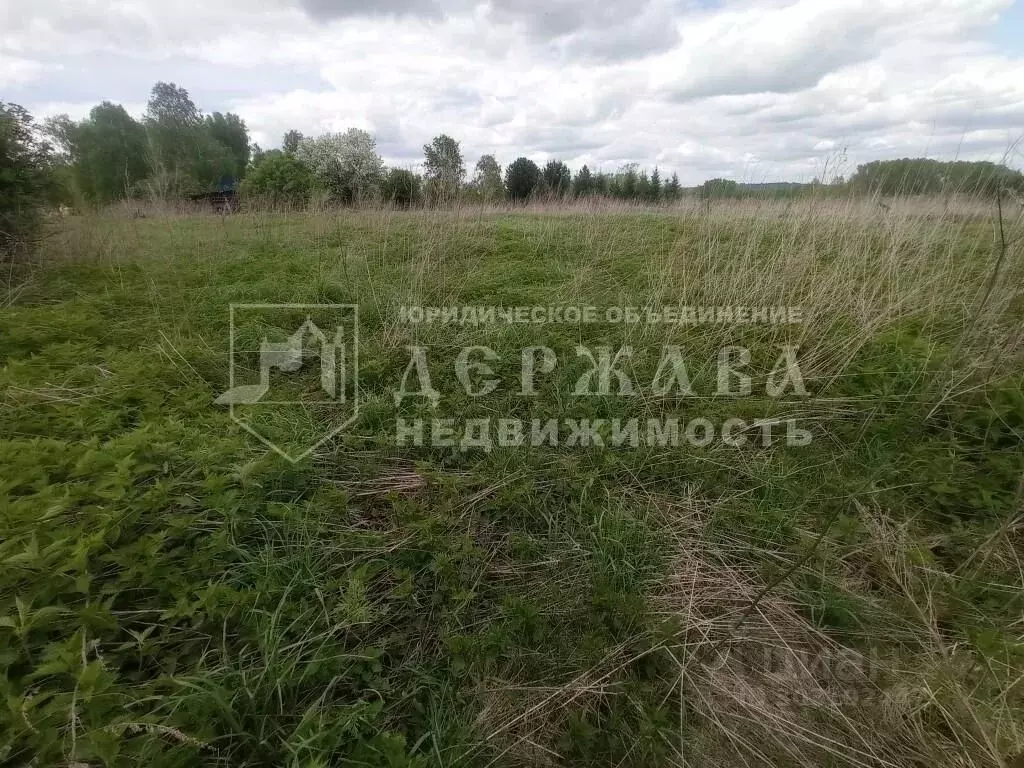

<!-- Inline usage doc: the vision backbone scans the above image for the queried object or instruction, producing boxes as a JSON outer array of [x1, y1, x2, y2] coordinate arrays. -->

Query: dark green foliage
[[204, 112, 250, 179], [542, 159, 571, 197], [44, 83, 253, 204], [248, 146, 280, 168], [616, 163, 639, 199], [700, 177, 740, 198], [240, 153, 315, 206], [0, 103, 50, 261], [144, 81, 202, 186], [636, 170, 652, 201], [573, 164, 593, 197], [504, 156, 541, 201], [46, 103, 149, 204], [663, 171, 681, 201], [381, 167, 421, 207], [649, 167, 661, 202], [282, 129, 303, 156], [143, 82, 249, 197], [850, 158, 1024, 196]]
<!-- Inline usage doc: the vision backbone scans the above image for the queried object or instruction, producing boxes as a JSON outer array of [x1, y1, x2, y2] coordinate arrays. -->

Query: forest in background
[[3, 80, 1024, 228]]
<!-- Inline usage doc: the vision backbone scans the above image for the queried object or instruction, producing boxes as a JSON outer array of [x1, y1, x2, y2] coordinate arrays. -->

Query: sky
[[2, 0, 1023, 184]]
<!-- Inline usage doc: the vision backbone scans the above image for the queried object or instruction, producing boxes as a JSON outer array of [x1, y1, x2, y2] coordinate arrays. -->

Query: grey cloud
[[661, 2, 918, 102], [292, 0, 679, 60], [505, 122, 609, 156], [561, 17, 678, 61], [491, 0, 680, 60], [368, 110, 404, 144], [489, 0, 636, 38], [7, 51, 326, 112], [432, 85, 484, 111], [9, 0, 1023, 186], [298, 0, 442, 21], [669, 44, 870, 101]]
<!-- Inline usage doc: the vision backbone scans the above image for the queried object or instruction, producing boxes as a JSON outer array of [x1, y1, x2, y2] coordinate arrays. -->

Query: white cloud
[[0, 53, 45, 87], [3, 0, 1023, 183]]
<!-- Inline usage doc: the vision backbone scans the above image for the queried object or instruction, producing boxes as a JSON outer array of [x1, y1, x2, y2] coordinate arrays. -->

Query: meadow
[[1, 196, 1022, 767]]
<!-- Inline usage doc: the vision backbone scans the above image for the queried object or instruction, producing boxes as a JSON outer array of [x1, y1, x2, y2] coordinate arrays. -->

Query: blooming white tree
[[296, 128, 383, 203]]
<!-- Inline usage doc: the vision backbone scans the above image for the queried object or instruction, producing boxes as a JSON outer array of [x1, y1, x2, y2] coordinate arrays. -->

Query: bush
[[381, 168, 421, 208], [239, 153, 314, 207], [0, 103, 50, 262], [700, 178, 740, 199]]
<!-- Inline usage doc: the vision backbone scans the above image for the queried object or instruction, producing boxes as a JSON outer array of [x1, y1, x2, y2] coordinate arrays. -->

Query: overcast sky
[[3, 0, 1023, 184]]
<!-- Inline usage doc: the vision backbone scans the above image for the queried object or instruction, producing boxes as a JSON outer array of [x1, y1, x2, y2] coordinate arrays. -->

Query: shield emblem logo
[[216, 304, 359, 461]]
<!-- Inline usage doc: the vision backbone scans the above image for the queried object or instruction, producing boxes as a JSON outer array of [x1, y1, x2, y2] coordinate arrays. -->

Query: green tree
[[423, 134, 465, 206], [700, 178, 740, 198], [664, 172, 682, 201], [381, 168, 421, 208], [636, 170, 651, 201], [472, 154, 504, 202], [282, 130, 304, 156], [0, 103, 50, 261], [573, 164, 593, 197], [850, 158, 1024, 197], [542, 159, 571, 198], [296, 129, 383, 204], [617, 163, 639, 199], [146, 82, 202, 127], [504, 157, 541, 201], [46, 103, 149, 203], [205, 112, 250, 179], [140, 82, 239, 196], [650, 167, 662, 202], [240, 153, 314, 206], [248, 145, 276, 169], [144, 82, 203, 195]]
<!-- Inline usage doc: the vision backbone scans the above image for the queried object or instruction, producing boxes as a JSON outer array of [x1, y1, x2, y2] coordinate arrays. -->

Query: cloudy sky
[[3, 0, 1023, 183]]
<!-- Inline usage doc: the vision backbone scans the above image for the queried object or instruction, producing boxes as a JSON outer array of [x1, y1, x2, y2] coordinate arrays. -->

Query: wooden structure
[[190, 175, 239, 213]]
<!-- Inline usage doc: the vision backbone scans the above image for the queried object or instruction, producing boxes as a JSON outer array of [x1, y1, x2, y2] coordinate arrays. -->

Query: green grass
[[1, 201, 1023, 766]]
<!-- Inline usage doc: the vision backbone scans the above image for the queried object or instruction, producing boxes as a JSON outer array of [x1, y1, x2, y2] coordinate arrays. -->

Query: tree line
[[4, 80, 1024, 262], [247, 131, 686, 207], [5, 81, 688, 208], [44, 83, 250, 203], [10, 81, 1024, 211]]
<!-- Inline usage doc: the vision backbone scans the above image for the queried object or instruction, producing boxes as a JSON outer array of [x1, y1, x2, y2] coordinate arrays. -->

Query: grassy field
[[1, 198, 1023, 767]]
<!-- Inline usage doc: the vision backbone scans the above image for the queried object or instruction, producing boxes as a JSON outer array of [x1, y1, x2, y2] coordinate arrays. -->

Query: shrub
[[381, 168, 421, 208], [240, 153, 315, 207], [700, 178, 740, 198]]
